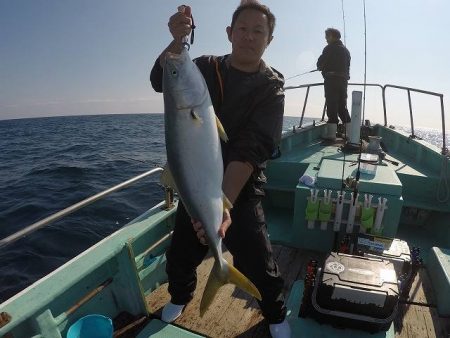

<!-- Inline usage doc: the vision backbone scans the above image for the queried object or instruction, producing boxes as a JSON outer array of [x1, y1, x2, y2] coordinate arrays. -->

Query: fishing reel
[[344, 175, 359, 190]]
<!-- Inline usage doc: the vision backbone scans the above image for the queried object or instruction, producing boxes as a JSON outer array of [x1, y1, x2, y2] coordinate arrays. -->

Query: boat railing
[[284, 82, 447, 154], [0, 167, 172, 249], [383, 84, 447, 154]]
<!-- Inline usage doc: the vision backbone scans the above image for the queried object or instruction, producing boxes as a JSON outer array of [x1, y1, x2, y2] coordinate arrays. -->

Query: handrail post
[[407, 89, 415, 138], [321, 102, 327, 121], [164, 187, 175, 210], [440, 95, 448, 154], [299, 86, 310, 128], [382, 86, 387, 126]]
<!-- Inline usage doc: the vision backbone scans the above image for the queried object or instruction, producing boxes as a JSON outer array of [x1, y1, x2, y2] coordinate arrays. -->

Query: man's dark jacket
[[317, 40, 351, 79]]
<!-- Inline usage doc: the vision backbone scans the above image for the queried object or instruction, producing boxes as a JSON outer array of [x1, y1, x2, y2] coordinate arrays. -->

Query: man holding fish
[[150, 1, 290, 337]]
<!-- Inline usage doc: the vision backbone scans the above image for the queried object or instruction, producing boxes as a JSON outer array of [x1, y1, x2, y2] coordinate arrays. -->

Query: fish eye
[[171, 70, 177, 76]]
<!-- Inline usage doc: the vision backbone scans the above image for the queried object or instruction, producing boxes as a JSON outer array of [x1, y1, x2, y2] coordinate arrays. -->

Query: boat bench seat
[[397, 172, 450, 212], [136, 319, 204, 337], [427, 247, 450, 316], [265, 161, 308, 192]]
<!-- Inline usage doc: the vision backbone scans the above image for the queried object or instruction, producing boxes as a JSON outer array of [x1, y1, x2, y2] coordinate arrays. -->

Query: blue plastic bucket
[[67, 314, 113, 338]]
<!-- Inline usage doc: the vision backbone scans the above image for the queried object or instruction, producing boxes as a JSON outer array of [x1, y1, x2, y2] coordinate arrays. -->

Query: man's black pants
[[324, 77, 351, 124], [165, 196, 287, 324]]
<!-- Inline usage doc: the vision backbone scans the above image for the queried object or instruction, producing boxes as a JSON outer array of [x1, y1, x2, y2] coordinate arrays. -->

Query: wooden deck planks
[[395, 266, 449, 338], [395, 303, 449, 338], [146, 245, 315, 337], [405, 267, 437, 305], [145, 245, 449, 338]]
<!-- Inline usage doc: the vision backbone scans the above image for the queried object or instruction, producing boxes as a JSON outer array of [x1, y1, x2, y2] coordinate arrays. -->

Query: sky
[[1, 0, 449, 130]]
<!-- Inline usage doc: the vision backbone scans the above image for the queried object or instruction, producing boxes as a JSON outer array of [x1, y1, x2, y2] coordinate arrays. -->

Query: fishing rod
[[362, 0, 367, 123], [338, 0, 369, 253], [285, 69, 319, 81], [341, 0, 347, 45]]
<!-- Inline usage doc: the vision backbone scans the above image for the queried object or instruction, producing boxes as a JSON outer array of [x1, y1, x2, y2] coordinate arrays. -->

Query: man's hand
[[192, 209, 231, 245], [159, 5, 192, 67], [168, 5, 192, 43]]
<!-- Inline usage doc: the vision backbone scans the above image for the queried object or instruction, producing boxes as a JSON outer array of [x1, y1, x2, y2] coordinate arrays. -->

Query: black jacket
[[317, 40, 351, 80], [150, 54, 285, 197]]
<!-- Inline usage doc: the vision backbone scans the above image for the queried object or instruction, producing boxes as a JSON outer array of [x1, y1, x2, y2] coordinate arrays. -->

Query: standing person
[[150, 2, 290, 338], [317, 27, 351, 141]]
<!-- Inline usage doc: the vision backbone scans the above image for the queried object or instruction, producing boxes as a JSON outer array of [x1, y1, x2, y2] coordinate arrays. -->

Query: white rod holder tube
[[320, 189, 332, 230], [373, 197, 387, 233], [334, 191, 345, 231], [346, 192, 359, 233]]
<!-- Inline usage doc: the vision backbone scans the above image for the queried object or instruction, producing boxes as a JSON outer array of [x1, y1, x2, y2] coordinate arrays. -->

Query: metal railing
[[284, 82, 447, 154], [383, 84, 447, 154], [0, 167, 166, 249]]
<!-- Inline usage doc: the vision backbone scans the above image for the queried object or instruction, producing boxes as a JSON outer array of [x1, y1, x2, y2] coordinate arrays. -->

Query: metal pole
[[322, 102, 327, 121], [299, 86, 310, 128], [0, 167, 164, 249], [440, 95, 447, 154], [382, 87, 387, 126], [407, 89, 415, 138]]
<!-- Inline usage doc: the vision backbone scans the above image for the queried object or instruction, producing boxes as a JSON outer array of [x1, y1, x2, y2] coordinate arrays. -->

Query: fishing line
[[285, 69, 318, 81]]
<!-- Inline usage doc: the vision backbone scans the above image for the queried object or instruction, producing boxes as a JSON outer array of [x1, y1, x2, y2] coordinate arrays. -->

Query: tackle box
[[356, 234, 412, 278], [311, 252, 399, 332]]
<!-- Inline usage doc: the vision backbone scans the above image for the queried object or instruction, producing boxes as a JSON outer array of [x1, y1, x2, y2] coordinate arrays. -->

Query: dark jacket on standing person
[[317, 40, 351, 80]]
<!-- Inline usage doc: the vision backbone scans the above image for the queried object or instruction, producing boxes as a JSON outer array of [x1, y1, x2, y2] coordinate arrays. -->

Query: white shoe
[[269, 319, 291, 338], [322, 123, 337, 141], [161, 302, 185, 323]]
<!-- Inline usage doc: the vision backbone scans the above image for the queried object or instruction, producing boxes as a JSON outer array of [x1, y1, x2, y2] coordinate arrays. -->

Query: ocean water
[[0, 114, 167, 302], [0, 113, 446, 302]]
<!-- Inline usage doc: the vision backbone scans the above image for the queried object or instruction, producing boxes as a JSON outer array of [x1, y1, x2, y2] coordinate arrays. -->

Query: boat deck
[[145, 245, 450, 338]]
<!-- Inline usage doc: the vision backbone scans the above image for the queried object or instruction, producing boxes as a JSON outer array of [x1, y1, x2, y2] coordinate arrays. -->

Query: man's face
[[326, 33, 335, 44], [227, 9, 273, 66]]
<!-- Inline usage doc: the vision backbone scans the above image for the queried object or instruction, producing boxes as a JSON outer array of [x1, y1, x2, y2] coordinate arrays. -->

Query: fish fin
[[200, 263, 225, 317], [223, 194, 233, 210], [227, 261, 262, 301], [215, 116, 229, 142], [160, 165, 179, 193], [199, 259, 262, 317], [190, 109, 203, 123]]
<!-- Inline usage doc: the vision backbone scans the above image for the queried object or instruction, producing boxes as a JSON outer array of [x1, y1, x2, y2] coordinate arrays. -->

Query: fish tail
[[199, 259, 262, 317]]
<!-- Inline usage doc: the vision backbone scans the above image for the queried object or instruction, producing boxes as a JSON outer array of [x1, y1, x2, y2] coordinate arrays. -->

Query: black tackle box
[[311, 252, 399, 332], [355, 234, 412, 279]]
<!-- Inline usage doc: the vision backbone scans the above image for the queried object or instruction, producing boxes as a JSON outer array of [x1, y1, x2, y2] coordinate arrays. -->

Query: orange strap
[[214, 58, 224, 105]]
